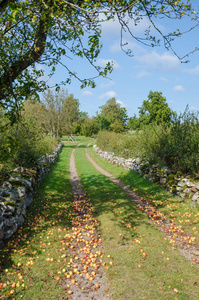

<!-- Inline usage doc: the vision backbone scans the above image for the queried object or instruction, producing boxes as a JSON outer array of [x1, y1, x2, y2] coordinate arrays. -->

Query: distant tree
[[41, 88, 80, 137], [22, 101, 47, 133], [60, 93, 80, 135], [42, 89, 57, 137], [110, 120, 125, 133], [95, 115, 111, 131], [80, 117, 98, 137], [73, 111, 89, 135], [138, 91, 174, 127], [96, 98, 128, 131], [128, 114, 141, 130]]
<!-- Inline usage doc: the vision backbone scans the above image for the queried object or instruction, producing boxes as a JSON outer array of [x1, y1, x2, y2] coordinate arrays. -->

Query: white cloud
[[96, 58, 120, 70], [116, 100, 127, 108], [112, 41, 180, 73], [100, 15, 155, 38], [100, 17, 121, 38], [189, 106, 199, 111], [160, 76, 167, 82], [185, 65, 199, 75], [82, 90, 93, 97], [136, 52, 180, 72], [110, 40, 145, 55], [100, 80, 115, 89], [99, 90, 117, 100], [136, 70, 151, 79], [110, 42, 121, 53], [174, 85, 185, 92]]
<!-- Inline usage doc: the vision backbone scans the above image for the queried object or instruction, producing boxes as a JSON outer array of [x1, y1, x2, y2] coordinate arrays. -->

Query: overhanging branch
[[0, 15, 48, 101]]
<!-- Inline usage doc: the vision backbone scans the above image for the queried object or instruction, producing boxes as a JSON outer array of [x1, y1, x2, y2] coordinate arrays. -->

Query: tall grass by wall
[[96, 131, 144, 159]]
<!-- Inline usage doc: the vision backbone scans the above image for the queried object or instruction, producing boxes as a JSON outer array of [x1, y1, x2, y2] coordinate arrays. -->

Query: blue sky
[[46, 4, 199, 119]]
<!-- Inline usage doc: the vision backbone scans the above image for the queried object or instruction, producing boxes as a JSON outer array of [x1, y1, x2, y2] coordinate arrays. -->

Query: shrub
[[97, 108, 199, 177], [0, 109, 58, 171], [135, 109, 199, 176], [96, 131, 143, 158]]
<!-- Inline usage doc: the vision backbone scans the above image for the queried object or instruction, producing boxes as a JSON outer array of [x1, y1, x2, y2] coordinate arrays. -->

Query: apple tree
[[0, 0, 199, 123]]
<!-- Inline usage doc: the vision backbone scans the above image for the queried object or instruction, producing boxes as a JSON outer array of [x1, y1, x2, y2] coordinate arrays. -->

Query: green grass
[[61, 135, 94, 144], [87, 144, 199, 245], [0, 143, 76, 299], [74, 144, 199, 300], [1, 138, 199, 299]]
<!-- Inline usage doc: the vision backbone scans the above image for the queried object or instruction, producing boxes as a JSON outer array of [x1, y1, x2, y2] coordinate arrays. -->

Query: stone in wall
[[0, 142, 64, 248], [93, 145, 199, 204]]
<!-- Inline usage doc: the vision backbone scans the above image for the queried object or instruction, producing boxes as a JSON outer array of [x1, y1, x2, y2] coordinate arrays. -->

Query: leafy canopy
[[138, 91, 174, 125], [0, 0, 199, 122], [128, 91, 174, 129], [97, 97, 128, 132]]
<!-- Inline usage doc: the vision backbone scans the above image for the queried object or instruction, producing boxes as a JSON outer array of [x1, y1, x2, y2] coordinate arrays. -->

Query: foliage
[[41, 88, 80, 136], [109, 120, 126, 133], [10, 127, 56, 167], [1, 0, 199, 122], [138, 108, 199, 175], [0, 109, 16, 163], [128, 114, 141, 131], [97, 107, 199, 176], [0, 103, 58, 169], [80, 117, 98, 137], [72, 111, 89, 135], [60, 93, 80, 135], [128, 91, 174, 130], [96, 98, 128, 132], [95, 115, 111, 131], [96, 130, 142, 158]]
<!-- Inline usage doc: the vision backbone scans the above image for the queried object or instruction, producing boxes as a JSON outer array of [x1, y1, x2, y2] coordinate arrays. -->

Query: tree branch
[[0, 15, 48, 101], [62, 0, 137, 15], [0, 0, 16, 10]]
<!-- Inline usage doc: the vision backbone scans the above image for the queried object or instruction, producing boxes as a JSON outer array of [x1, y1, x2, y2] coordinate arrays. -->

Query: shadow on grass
[[78, 172, 150, 243], [0, 145, 75, 272], [86, 143, 183, 211], [119, 170, 185, 212]]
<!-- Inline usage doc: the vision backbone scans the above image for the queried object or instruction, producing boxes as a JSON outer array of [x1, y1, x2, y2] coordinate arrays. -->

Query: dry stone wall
[[93, 145, 199, 205], [0, 142, 64, 248]]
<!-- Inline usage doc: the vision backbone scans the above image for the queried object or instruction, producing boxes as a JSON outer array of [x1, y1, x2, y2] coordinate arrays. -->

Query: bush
[[96, 131, 143, 158], [97, 108, 199, 177], [0, 110, 58, 171], [139, 109, 199, 176], [80, 118, 98, 137]]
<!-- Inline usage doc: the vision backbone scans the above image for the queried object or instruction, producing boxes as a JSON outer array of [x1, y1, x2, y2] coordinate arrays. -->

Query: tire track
[[61, 145, 111, 299]]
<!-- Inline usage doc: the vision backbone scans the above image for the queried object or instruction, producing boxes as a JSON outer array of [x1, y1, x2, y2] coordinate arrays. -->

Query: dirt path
[[61, 145, 111, 299], [85, 144, 199, 264]]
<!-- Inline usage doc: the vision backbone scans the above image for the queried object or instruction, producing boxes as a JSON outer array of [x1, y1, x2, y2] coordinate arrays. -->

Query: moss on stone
[[10, 180, 25, 187], [4, 201, 16, 207], [171, 187, 177, 194], [2, 192, 11, 198]]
